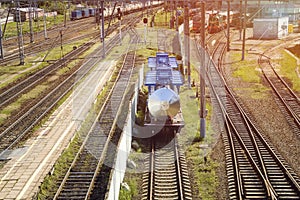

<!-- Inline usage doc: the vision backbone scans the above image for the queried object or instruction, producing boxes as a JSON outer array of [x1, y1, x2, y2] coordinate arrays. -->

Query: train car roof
[[145, 70, 183, 86], [148, 53, 178, 69]]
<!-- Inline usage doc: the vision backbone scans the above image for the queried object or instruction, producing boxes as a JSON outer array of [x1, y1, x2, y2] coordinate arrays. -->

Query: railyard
[[0, 0, 299, 199]]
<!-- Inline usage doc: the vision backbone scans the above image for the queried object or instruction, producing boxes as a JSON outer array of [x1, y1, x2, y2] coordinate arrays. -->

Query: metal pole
[[175, 0, 178, 31], [241, 0, 247, 61], [64, 4, 67, 27], [34, 0, 39, 31], [227, 0, 230, 51], [100, 0, 105, 58], [200, 1, 206, 138], [184, 4, 190, 88], [16, 0, 25, 65], [29, 1, 34, 43], [54, 0, 57, 25], [239, 0, 242, 40], [119, 19, 122, 45], [43, 11, 48, 39], [0, 19, 3, 59]]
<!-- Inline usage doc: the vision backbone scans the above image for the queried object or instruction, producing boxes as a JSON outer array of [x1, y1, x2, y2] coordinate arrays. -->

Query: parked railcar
[[71, 10, 82, 20], [144, 52, 184, 125], [89, 8, 95, 16], [81, 8, 90, 18], [207, 10, 240, 34]]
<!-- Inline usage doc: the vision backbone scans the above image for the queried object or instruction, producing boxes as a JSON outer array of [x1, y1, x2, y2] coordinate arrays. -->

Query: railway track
[[258, 54, 300, 137], [0, 18, 97, 65], [157, 28, 168, 51], [202, 38, 300, 199], [142, 133, 193, 200], [0, 11, 143, 110], [0, 14, 142, 159], [53, 27, 139, 200]]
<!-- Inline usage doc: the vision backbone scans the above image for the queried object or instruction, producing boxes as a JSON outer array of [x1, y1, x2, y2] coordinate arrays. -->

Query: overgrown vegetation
[[230, 52, 260, 83], [2, 14, 67, 38], [119, 177, 139, 200], [135, 87, 148, 126], [0, 39, 89, 125], [279, 50, 300, 92], [179, 85, 219, 199]]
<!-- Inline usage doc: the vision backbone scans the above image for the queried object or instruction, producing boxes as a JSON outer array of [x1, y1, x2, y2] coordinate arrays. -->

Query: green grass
[[279, 50, 300, 92], [230, 52, 261, 83], [119, 177, 139, 200], [178, 85, 219, 199], [2, 15, 68, 38], [0, 38, 93, 125], [0, 84, 48, 125], [37, 135, 82, 199]]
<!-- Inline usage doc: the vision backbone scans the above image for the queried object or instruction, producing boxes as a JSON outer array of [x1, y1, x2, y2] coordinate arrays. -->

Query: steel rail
[[87, 30, 138, 200], [54, 24, 139, 200], [203, 37, 300, 199], [258, 54, 300, 128]]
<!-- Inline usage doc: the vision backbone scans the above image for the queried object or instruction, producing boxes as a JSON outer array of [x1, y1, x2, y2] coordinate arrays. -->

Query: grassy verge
[[178, 84, 219, 199], [0, 38, 90, 125], [119, 174, 140, 200], [2, 15, 67, 38], [229, 51, 269, 99], [279, 50, 300, 92]]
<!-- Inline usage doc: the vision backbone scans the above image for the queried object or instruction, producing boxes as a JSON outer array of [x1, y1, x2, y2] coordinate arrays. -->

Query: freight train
[[192, 10, 240, 34], [144, 52, 184, 134], [70, 1, 162, 21]]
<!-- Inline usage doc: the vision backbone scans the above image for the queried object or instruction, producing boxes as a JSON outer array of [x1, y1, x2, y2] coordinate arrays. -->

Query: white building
[[253, 17, 289, 39]]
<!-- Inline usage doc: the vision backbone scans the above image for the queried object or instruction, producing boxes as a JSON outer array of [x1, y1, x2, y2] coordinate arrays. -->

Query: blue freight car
[[71, 10, 82, 20], [89, 8, 95, 16], [81, 8, 90, 18]]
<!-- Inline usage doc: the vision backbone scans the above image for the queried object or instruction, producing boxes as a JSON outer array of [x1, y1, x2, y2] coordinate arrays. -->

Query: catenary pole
[[184, 3, 190, 88], [242, 0, 247, 60], [100, 0, 105, 58], [227, 0, 230, 51], [16, 0, 25, 65], [29, 0, 34, 43], [0, 19, 3, 59], [200, 1, 206, 138]]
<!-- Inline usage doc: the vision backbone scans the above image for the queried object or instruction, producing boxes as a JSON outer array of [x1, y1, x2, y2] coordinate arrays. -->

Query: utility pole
[[200, 1, 206, 138], [175, 0, 178, 31], [34, 0, 39, 31], [184, 3, 190, 88], [100, 0, 105, 58], [227, 0, 230, 51], [239, 0, 242, 40], [54, 0, 57, 25], [43, 11, 48, 39], [15, 0, 25, 65], [29, 0, 34, 43], [241, 0, 247, 61], [0, 19, 3, 59]]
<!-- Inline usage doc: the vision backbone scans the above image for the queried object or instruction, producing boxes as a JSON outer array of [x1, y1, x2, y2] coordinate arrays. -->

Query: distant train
[[70, 1, 162, 21], [192, 10, 240, 34], [70, 8, 95, 20], [207, 11, 240, 34]]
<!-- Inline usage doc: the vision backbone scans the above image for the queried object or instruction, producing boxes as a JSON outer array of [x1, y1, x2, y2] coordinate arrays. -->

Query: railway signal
[[117, 7, 122, 20], [117, 7, 122, 45]]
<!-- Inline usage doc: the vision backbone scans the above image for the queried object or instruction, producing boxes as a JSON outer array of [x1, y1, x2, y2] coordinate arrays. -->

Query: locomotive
[[144, 52, 184, 137], [192, 10, 240, 34]]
